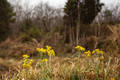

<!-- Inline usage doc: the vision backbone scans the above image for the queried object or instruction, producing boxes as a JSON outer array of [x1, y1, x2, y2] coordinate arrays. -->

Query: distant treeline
[[0, 0, 120, 42]]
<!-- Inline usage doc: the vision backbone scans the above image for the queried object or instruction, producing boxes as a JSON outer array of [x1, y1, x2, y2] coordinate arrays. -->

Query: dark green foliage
[[20, 18, 47, 42], [20, 19, 34, 32], [64, 0, 78, 26], [21, 25, 46, 42], [0, 0, 15, 41], [64, 0, 104, 25]]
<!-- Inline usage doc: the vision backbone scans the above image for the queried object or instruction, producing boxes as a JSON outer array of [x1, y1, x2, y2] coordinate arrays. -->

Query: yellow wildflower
[[22, 64, 31, 69], [22, 55, 33, 69], [110, 78, 115, 80], [50, 50, 55, 56], [22, 63, 26, 68], [87, 53, 91, 57], [46, 45, 52, 50], [45, 45, 55, 56], [99, 51, 104, 55], [23, 59, 27, 63], [29, 59, 33, 64], [84, 50, 91, 57], [92, 50, 95, 54], [92, 49, 99, 54], [36, 48, 46, 53], [36, 48, 41, 52], [47, 49, 55, 56], [92, 49, 104, 55], [40, 48, 46, 53], [23, 54, 29, 58], [41, 58, 48, 62], [75, 45, 85, 51], [37, 45, 55, 57], [84, 50, 91, 54], [95, 49, 100, 52]]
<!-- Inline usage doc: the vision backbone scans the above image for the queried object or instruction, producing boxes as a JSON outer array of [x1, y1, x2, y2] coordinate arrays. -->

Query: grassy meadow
[[1, 0, 120, 80], [0, 44, 119, 80]]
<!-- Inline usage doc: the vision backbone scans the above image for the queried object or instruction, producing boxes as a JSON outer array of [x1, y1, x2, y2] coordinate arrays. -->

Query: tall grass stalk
[[104, 57, 112, 80], [96, 59, 100, 80]]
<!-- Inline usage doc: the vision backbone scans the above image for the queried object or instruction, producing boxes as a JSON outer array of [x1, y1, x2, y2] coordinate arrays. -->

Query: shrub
[[21, 27, 45, 42], [0, 0, 15, 42]]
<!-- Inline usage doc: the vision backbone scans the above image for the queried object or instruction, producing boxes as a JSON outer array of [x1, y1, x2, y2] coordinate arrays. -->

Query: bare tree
[[33, 2, 63, 32]]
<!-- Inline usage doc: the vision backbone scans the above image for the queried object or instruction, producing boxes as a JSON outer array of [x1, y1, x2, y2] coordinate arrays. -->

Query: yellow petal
[[23, 54, 29, 58]]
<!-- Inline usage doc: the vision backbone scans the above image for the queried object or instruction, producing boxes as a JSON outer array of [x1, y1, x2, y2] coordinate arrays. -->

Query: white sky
[[32, 0, 119, 7], [9, 0, 119, 8]]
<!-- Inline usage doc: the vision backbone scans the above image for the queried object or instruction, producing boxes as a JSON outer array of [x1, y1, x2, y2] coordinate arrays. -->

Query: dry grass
[[1, 55, 120, 80], [0, 24, 120, 80]]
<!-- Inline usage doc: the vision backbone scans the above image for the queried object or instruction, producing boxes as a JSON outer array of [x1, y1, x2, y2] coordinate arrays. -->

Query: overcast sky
[[10, 0, 119, 8], [30, 0, 119, 7]]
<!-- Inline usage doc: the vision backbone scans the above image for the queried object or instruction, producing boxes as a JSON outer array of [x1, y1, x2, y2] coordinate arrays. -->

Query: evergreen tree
[[0, 0, 15, 41], [64, 0, 104, 25], [64, 0, 78, 26]]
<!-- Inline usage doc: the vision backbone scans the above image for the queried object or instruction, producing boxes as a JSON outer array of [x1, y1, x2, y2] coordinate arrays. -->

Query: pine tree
[[64, 0, 104, 25], [0, 0, 15, 41], [64, 0, 78, 27]]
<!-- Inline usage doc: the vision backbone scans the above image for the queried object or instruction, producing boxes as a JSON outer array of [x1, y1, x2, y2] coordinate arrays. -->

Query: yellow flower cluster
[[92, 49, 104, 55], [46, 45, 52, 50], [75, 45, 85, 51], [23, 54, 29, 58], [84, 50, 91, 57], [36, 45, 55, 56], [22, 54, 33, 69], [36, 48, 46, 53], [41, 58, 48, 62], [75, 45, 104, 59], [75, 45, 91, 57], [46, 46, 55, 56], [92, 49, 104, 60]]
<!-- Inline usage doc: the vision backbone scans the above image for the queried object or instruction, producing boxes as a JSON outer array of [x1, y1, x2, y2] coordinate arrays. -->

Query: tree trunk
[[76, 1, 81, 45]]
